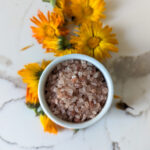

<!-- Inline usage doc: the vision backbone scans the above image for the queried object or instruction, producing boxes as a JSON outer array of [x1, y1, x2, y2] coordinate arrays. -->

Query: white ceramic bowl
[[38, 54, 113, 129]]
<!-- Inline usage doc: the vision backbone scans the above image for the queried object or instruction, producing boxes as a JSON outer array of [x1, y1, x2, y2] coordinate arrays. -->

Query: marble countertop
[[0, 0, 150, 150]]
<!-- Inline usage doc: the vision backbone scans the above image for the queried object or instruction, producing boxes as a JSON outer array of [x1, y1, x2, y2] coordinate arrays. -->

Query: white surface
[[0, 0, 150, 150]]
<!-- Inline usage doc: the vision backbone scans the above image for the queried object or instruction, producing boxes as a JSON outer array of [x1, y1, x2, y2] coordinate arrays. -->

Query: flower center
[[44, 25, 55, 37], [83, 6, 93, 16], [87, 37, 101, 49]]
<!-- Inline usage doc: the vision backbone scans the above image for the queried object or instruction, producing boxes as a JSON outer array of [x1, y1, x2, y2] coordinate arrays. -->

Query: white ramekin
[[38, 54, 113, 129]]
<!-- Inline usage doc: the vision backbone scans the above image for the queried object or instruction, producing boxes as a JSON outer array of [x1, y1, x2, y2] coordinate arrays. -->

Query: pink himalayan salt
[[45, 60, 108, 123]]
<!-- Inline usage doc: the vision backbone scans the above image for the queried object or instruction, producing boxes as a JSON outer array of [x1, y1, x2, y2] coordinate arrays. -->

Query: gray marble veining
[[0, 0, 150, 150]]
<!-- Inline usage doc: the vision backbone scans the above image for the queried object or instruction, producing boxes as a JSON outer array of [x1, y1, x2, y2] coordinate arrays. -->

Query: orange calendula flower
[[26, 87, 39, 104], [40, 115, 58, 134], [114, 95, 121, 99], [18, 60, 51, 104], [30, 9, 68, 44]]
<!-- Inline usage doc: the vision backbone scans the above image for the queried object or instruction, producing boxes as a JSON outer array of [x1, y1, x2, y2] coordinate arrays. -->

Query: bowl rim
[[38, 54, 113, 129]]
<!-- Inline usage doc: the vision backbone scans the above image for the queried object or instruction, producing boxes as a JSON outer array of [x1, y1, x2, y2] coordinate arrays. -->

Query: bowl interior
[[38, 54, 113, 129]]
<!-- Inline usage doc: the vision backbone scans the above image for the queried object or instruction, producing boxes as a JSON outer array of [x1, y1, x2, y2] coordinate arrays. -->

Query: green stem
[[42, 0, 50, 2]]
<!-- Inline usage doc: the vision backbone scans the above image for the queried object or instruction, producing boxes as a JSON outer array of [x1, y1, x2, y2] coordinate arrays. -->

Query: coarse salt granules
[[45, 60, 108, 123]]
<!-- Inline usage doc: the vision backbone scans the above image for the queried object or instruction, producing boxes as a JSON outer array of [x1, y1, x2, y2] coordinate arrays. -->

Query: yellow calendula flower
[[43, 36, 78, 56], [71, 21, 118, 61], [30, 9, 68, 44], [70, 0, 106, 24], [55, 0, 72, 18], [18, 60, 51, 104], [40, 115, 58, 134]]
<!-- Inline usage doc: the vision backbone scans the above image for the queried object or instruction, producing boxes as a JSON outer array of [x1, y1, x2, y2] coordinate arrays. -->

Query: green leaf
[[50, 0, 56, 7], [42, 0, 50, 3], [36, 70, 43, 79], [73, 129, 79, 134], [26, 103, 40, 109], [26, 103, 45, 116], [58, 36, 72, 50], [34, 108, 45, 116], [42, 0, 56, 7]]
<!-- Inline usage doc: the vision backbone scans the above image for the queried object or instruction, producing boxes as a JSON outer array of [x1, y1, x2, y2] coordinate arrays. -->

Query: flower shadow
[[111, 51, 150, 114]]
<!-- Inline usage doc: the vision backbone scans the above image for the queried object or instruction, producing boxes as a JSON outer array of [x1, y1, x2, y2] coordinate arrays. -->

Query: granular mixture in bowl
[[45, 60, 108, 123]]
